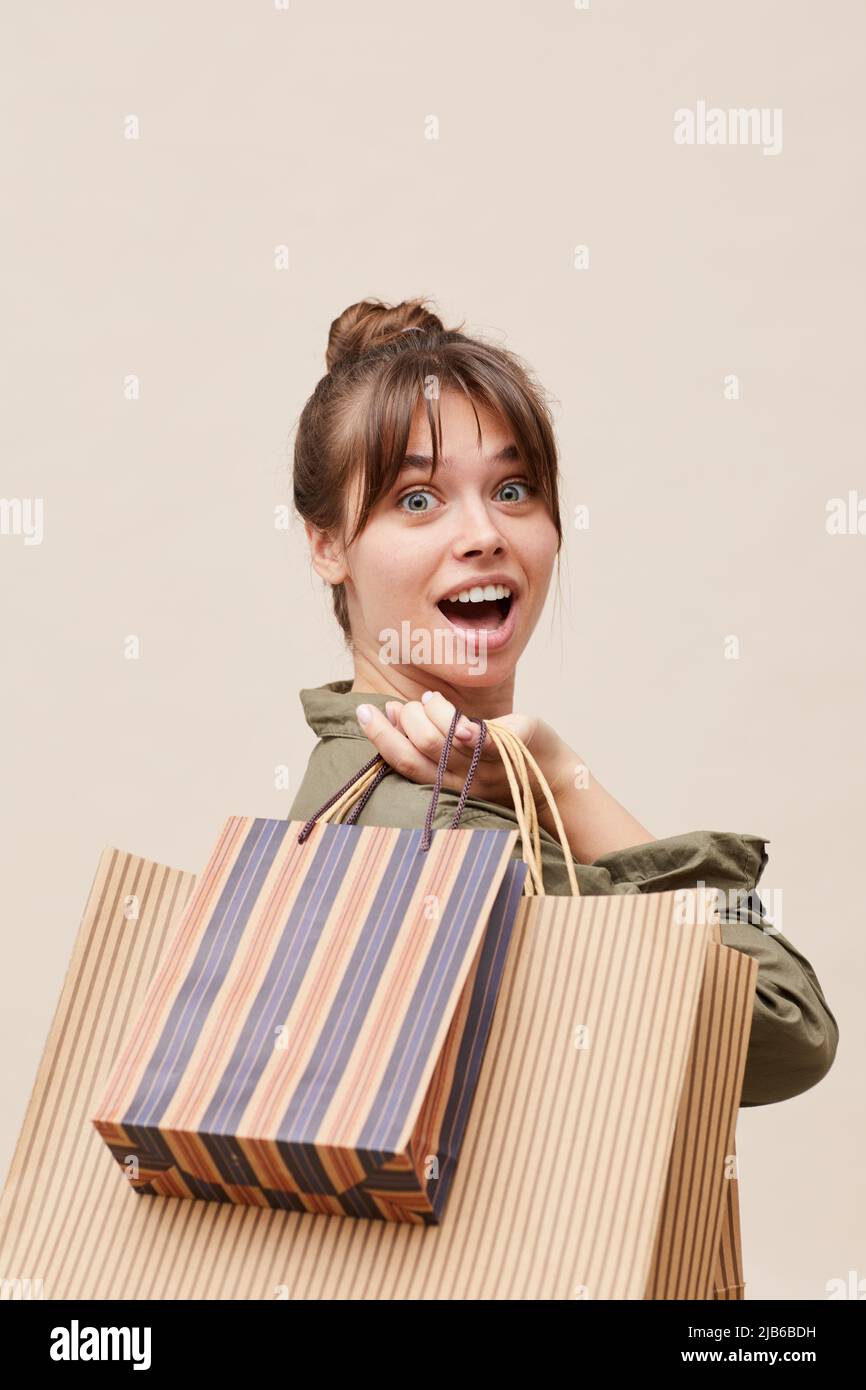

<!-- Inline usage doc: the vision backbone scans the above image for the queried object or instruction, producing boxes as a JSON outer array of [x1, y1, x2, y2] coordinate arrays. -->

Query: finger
[[397, 699, 466, 771], [417, 690, 476, 743], [354, 701, 442, 782], [417, 690, 501, 759], [399, 697, 478, 774], [384, 700, 403, 728]]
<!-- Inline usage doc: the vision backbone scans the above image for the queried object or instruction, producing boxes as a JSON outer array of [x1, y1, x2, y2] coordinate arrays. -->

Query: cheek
[[353, 524, 433, 608], [517, 516, 560, 574], [519, 524, 560, 611]]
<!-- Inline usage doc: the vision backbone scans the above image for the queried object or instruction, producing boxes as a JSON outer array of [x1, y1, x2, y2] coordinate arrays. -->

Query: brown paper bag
[[0, 724, 755, 1297], [477, 719, 753, 1299]]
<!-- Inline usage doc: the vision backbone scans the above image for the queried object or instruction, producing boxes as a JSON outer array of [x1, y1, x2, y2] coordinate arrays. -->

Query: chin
[[418, 657, 518, 691]]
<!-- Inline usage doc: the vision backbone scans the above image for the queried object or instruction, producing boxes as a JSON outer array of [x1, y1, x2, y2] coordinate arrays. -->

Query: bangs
[[335, 343, 559, 549]]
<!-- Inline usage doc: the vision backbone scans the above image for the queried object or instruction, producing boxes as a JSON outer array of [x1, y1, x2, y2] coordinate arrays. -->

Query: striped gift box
[[91, 815, 526, 1225]]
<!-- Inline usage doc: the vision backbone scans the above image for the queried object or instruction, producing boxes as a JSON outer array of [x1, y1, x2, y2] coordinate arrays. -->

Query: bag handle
[[483, 722, 581, 898], [482, 723, 546, 895], [296, 705, 581, 897], [296, 708, 486, 850]]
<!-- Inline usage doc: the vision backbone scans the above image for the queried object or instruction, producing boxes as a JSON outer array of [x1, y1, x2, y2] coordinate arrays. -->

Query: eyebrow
[[399, 444, 521, 473]]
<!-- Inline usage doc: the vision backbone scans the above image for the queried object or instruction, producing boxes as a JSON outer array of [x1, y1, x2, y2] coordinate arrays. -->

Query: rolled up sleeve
[[591, 831, 840, 1107]]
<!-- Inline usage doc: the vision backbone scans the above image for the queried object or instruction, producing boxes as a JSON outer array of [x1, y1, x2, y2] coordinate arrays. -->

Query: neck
[[349, 653, 516, 719]]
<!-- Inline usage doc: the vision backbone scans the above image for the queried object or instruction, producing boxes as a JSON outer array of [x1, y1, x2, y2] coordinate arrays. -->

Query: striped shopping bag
[[0, 710, 755, 1297], [90, 726, 526, 1225]]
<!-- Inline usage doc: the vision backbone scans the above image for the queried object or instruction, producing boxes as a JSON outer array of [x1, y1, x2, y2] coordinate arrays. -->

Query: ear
[[304, 519, 348, 586]]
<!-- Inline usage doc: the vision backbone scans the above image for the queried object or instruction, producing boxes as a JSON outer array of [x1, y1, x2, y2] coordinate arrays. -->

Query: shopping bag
[[89, 735, 527, 1225], [0, 711, 756, 1298], [303, 713, 757, 1298], [478, 719, 756, 1299]]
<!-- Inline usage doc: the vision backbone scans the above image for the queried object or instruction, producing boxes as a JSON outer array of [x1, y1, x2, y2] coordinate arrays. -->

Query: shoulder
[[287, 737, 376, 822], [591, 830, 769, 893]]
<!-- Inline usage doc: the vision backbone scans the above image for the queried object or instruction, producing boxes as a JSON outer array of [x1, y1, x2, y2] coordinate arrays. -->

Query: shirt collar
[[299, 680, 397, 739]]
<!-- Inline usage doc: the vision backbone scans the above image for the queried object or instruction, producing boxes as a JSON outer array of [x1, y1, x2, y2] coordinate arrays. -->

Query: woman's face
[[334, 389, 560, 697]]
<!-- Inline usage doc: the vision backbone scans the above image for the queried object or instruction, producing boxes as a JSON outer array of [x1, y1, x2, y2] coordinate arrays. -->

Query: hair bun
[[325, 296, 448, 372]]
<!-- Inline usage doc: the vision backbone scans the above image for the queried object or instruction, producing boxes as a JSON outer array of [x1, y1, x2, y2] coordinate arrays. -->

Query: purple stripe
[[124, 818, 289, 1125], [278, 830, 509, 1145], [429, 860, 527, 1218], [273, 828, 476, 1140], [359, 830, 509, 1150], [198, 820, 368, 1132]]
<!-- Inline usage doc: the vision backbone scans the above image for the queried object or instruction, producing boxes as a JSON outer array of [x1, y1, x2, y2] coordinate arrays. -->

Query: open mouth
[[436, 592, 513, 631]]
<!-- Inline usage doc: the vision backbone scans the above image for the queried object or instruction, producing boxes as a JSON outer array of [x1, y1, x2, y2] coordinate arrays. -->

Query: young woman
[[288, 295, 838, 1109]]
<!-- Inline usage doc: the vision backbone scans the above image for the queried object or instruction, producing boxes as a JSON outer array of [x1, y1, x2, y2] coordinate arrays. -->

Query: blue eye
[[397, 488, 441, 514], [396, 478, 536, 514], [497, 479, 534, 503]]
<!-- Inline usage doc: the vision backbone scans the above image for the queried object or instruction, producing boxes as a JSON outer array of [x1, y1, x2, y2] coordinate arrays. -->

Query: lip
[[435, 590, 519, 653]]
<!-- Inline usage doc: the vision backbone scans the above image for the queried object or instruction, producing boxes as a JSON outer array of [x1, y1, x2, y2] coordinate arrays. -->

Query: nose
[[450, 497, 508, 561]]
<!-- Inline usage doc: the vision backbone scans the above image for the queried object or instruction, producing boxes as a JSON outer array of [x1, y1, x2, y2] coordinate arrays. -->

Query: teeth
[[444, 584, 512, 603]]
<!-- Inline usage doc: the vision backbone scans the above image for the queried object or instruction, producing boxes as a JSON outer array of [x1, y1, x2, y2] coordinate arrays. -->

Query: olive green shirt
[[288, 679, 839, 1109]]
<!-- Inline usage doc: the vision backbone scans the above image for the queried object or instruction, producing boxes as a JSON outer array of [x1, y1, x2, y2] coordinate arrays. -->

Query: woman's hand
[[354, 689, 567, 816], [355, 689, 656, 864]]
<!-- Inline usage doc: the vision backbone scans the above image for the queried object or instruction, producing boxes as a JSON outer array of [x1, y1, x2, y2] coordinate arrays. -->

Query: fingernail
[[455, 720, 473, 740], [356, 704, 372, 726], [421, 690, 434, 705]]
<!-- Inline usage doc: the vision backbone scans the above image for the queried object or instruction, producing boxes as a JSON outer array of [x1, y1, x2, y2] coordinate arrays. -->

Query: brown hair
[[292, 295, 564, 648]]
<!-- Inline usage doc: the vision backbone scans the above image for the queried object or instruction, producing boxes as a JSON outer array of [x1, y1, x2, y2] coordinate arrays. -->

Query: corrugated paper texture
[[0, 845, 754, 1299], [91, 817, 524, 1223]]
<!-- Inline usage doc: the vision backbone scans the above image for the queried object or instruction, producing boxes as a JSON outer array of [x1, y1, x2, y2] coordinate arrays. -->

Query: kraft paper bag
[[0, 714, 756, 1297], [0, 843, 753, 1298], [478, 719, 756, 1300]]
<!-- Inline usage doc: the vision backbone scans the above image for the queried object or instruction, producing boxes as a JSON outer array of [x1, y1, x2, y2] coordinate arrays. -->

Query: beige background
[[1, 1, 862, 1299]]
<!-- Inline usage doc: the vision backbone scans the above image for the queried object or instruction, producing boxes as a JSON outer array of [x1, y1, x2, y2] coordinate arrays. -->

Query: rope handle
[[297, 707, 486, 850], [484, 722, 580, 897], [295, 704, 581, 897]]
